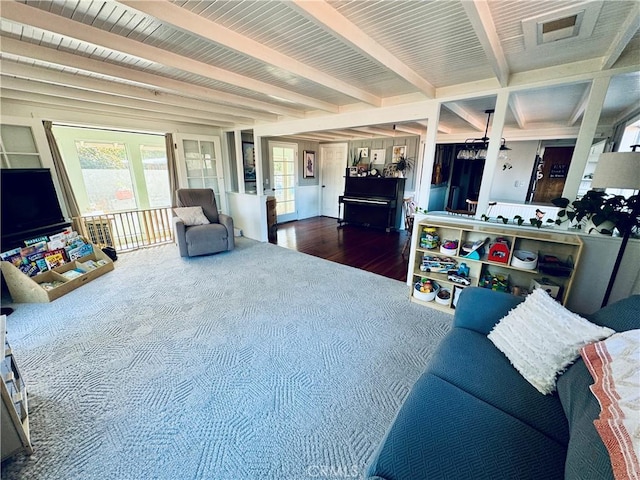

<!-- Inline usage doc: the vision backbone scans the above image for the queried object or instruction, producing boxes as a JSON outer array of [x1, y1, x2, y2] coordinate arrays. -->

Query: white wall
[[567, 235, 640, 314], [489, 140, 539, 202], [296, 185, 321, 220], [227, 192, 267, 241]]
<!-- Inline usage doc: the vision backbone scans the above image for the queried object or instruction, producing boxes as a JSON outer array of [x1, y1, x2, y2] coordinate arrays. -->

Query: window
[[0, 125, 42, 168], [140, 145, 171, 209], [53, 126, 169, 215], [75, 141, 137, 213]]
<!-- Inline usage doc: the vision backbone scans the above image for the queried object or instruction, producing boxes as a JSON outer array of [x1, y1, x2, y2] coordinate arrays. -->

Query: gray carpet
[[2, 238, 452, 480]]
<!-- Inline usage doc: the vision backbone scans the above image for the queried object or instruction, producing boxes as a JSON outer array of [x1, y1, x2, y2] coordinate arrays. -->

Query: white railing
[[74, 207, 174, 252]]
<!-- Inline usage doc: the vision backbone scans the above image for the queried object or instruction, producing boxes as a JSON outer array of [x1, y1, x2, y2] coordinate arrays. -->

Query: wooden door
[[532, 146, 574, 203]]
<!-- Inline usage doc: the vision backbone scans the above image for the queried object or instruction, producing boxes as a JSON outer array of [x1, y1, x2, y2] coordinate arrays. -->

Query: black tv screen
[[1, 168, 68, 249]]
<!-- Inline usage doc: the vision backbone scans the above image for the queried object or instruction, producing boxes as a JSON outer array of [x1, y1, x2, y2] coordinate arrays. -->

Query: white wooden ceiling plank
[[71, 0, 106, 24], [393, 125, 424, 136], [1, 37, 305, 118], [42, 0, 68, 16], [127, 18, 162, 42], [351, 126, 396, 138], [442, 103, 487, 132], [567, 84, 591, 126], [460, 0, 510, 87], [0, 88, 234, 127], [613, 101, 640, 126], [118, 0, 381, 107], [0, 76, 245, 124], [601, 9, 640, 70], [290, 0, 435, 98], [3, 1, 339, 112], [508, 94, 526, 129], [1, 59, 279, 122], [109, 9, 147, 37], [88, 2, 122, 30]]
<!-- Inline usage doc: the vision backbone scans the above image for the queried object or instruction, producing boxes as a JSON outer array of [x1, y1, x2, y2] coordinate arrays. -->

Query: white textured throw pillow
[[488, 288, 614, 395], [173, 206, 210, 226]]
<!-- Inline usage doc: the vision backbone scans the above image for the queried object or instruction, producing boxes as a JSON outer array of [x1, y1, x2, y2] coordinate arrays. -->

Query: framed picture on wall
[[392, 145, 407, 163], [303, 150, 316, 178], [371, 149, 386, 166]]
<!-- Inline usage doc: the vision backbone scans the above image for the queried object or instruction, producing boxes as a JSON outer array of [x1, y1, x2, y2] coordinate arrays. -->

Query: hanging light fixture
[[457, 109, 511, 160]]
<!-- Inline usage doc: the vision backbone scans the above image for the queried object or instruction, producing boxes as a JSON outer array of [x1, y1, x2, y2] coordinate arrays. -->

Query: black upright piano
[[338, 176, 406, 232]]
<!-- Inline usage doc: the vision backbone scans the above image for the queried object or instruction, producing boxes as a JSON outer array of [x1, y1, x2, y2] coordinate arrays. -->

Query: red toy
[[488, 237, 510, 264]]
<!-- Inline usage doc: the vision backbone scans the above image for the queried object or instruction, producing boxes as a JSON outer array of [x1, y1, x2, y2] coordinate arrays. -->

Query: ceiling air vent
[[522, 2, 602, 49], [539, 13, 581, 43]]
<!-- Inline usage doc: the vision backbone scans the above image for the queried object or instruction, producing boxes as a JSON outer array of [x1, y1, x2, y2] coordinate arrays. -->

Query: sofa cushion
[[487, 288, 614, 395], [556, 358, 614, 480], [453, 287, 523, 334], [585, 294, 640, 332], [367, 373, 566, 480], [427, 328, 569, 445]]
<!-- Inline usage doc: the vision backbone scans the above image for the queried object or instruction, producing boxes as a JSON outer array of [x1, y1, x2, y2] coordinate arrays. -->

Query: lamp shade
[[591, 152, 640, 189]]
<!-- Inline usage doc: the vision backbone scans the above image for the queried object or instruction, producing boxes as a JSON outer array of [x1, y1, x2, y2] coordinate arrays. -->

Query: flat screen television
[[1, 168, 70, 251]]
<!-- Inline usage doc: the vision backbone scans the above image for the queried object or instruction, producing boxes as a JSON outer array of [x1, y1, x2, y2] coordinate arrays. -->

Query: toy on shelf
[[414, 278, 440, 302], [462, 237, 489, 260], [420, 255, 457, 273], [488, 237, 510, 264], [447, 266, 471, 286], [538, 255, 573, 277], [440, 239, 458, 256], [420, 227, 439, 249], [480, 272, 509, 292]]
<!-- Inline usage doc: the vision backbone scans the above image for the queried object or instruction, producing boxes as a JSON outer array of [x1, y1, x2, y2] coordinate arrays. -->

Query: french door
[[269, 141, 298, 223], [175, 134, 226, 213]]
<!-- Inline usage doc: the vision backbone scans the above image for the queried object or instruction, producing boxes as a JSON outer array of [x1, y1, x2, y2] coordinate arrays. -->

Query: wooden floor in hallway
[[270, 216, 411, 282]]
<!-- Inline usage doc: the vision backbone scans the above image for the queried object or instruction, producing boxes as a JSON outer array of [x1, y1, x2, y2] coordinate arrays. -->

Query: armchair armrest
[[218, 213, 235, 251], [453, 287, 523, 335], [173, 217, 189, 257]]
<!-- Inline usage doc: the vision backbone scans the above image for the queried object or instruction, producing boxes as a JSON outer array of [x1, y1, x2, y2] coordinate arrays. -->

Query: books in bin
[[61, 269, 84, 280], [40, 281, 65, 291], [24, 235, 49, 246], [66, 242, 93, 261], [1, 231, 99, 280], [44, 249, 68, 270], [0, 248, 23, 267]]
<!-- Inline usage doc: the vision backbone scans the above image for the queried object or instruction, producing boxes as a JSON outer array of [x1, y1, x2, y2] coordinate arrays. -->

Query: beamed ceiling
[[0, 0, 639, 141]]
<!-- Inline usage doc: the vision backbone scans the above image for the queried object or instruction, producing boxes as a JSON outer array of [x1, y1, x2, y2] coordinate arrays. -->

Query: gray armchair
[[173, 188, 234, 257]]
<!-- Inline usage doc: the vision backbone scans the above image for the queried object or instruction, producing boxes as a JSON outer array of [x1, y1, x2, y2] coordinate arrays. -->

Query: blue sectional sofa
[[367, 287, 640, 480]]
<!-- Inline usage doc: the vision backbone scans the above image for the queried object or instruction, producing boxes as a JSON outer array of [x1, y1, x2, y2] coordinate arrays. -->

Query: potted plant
[[552, 190, 640, 235], [395, 156, 413, 178]]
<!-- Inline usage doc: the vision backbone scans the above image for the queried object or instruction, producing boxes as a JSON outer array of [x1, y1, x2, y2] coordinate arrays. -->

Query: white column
[[416, 103, 440, 211], [476, 91, 509, 217], [562, 77, 610, 199]]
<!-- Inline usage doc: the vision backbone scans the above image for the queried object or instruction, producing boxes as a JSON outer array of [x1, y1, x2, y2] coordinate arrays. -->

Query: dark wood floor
[[270, 216, 411, 281]]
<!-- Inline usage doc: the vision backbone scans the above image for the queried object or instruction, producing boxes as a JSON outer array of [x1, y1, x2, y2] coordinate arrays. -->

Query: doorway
[[320, 143, 348, 218], [531, 146, 574, 203], [269, 141, 298, 223], [447, 154, 485, 210]]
